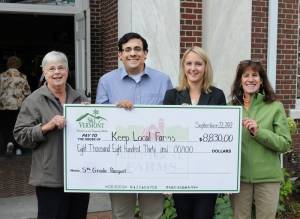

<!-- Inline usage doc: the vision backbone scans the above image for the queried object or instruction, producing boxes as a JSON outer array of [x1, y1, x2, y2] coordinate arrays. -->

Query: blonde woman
[[163, 46, 226, 219]]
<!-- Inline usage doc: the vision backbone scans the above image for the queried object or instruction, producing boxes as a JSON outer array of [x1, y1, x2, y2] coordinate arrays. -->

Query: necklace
[[243, 95, 250, 103], [243, 94, 250, 109]]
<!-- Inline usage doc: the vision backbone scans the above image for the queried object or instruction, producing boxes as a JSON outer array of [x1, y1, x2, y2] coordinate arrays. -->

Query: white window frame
[[0, 0, 88, 14], [290, 99, 300, 119]]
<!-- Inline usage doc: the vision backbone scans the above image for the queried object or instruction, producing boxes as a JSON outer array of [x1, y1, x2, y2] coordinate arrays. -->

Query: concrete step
[[0, 193, 111, 219]]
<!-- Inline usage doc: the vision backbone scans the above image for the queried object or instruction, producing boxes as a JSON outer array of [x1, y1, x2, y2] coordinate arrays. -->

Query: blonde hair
[[177, 46, 213, 93]]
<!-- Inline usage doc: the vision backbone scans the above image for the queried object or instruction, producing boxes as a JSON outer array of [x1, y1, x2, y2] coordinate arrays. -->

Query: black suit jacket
[[163, 86, 226, 106]]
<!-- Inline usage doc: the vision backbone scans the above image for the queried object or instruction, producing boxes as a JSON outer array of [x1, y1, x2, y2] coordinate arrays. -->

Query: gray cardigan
[[14, 84, 87, 187]]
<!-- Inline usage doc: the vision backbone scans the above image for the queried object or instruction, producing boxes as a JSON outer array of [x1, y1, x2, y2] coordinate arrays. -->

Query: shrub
[[161, 195, 177, 219], [277, 168, 294, 217], [287, 117, 297, 135], [214, 194, 232, 219]]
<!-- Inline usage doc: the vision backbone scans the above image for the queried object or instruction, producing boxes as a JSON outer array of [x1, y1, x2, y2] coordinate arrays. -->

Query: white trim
[[74, 11, 86, 95], [267, 0, 278, 89], [290, 99, 300, 119], [0, 0, 88, 15], [289, 109, 300, 119], [86, 8, 91, 98], [118, 0, 132, 67], [118, 0, 132, 68]]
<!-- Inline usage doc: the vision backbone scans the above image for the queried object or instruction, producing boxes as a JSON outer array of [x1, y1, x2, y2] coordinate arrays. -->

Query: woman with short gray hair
[[14, 51, 90, 219]]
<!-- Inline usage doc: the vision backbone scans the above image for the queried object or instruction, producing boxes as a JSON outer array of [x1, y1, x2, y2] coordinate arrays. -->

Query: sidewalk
[[0, 193, 112, 219]]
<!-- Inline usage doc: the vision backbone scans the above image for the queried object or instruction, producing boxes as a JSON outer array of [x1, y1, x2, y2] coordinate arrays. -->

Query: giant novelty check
[[64, 104, 242, 193]]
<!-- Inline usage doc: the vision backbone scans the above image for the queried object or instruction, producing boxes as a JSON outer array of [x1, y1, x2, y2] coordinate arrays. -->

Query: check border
[[64, 104, 242, 193]]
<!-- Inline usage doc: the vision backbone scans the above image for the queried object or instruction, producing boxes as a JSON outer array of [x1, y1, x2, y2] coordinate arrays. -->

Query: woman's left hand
[[242, 118, 259, 136]]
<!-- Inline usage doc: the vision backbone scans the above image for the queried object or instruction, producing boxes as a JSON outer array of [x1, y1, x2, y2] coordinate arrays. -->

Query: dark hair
[[118, 32, 148, 52], [230, 60, 276, 105], [7, 56, 22, 69]]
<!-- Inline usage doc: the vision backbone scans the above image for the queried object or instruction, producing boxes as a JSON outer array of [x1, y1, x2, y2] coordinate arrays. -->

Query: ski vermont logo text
[[76, 109, 106, 129]]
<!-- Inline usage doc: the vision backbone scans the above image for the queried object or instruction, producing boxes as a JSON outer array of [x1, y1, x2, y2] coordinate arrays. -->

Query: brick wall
[[90, 0, 103, 102], [251, 0, 298, 107], [180, 0, 202, 58], [295, 36, 300, 173], [277, 0, 299, 172], [251, 0, 268, 66], [289, 121, 300, 174], [100, 1, 118, 77], [277, 0, 298, 109], [252, 0, 300, 172], [90, 0, 118, 102]]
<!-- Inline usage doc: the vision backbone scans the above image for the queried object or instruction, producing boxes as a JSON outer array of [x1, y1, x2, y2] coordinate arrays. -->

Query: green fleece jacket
[[240, 93, 291, 183]]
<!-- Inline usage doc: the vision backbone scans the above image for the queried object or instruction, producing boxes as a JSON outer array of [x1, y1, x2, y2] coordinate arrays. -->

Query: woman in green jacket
[[230, 60, 291, 219]]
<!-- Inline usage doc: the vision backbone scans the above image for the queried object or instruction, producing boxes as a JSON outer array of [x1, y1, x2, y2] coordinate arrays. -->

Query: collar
[[39, 83, 82, 102], [120, 65, 151, 80], [3, 68, 22, 76], [252, 92, 264, 102], [178, 88, 212, 105]]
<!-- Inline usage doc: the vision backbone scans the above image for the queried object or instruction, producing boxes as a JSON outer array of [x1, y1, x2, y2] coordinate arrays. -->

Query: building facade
[[91, 0, 300, 173]]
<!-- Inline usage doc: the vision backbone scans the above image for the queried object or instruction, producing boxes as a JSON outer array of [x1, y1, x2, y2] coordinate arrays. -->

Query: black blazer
[[163, 86, 226, 106]]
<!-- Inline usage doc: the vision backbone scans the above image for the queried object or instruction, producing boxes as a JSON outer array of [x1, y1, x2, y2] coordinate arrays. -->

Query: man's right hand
[[116, 100, 133, 110]]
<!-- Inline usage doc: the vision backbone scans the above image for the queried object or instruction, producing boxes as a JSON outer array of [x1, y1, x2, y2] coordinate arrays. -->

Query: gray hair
[[41, 51, 69, 70]]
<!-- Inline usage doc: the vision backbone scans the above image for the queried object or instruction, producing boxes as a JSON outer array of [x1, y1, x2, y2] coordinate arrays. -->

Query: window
[[0, 0, 75, 5]]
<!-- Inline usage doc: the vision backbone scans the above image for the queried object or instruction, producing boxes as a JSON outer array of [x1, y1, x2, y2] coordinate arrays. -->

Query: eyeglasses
[[239, 59, 261, 65], [122, 46, 143, 53], [46, 65, 66, 73]]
